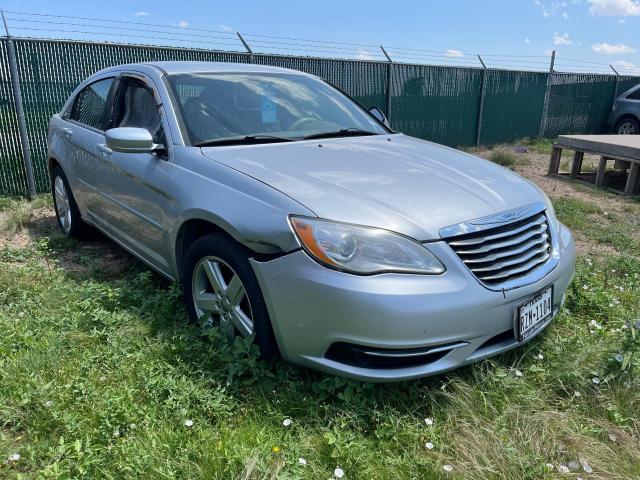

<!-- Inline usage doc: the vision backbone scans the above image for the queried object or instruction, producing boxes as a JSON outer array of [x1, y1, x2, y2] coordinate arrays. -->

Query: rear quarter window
[[627, 88, 640, 100], [69, 78, 114, 130]]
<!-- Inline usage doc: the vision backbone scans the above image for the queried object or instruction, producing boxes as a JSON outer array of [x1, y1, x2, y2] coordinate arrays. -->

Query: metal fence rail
[[0, 36, 639, 196]]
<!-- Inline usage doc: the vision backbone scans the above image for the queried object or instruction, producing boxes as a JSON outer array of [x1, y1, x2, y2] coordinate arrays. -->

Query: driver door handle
[[97, 144, 113, 156], [62, 127, 73, 136]]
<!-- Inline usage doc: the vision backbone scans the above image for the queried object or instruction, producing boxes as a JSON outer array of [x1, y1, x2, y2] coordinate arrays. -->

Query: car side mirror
[[105, 127, 161, 153], [369, 106, 389, 126]]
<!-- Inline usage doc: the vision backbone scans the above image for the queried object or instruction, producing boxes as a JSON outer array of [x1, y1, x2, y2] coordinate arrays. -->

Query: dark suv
[[609, 84, 640, 134]]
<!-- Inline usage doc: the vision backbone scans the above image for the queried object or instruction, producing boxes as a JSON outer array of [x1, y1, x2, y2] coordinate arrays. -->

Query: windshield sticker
[[261, 97, 277, 124]]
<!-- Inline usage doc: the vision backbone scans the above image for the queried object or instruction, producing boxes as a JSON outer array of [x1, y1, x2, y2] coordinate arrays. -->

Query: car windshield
[[167, 72, 388, 146]]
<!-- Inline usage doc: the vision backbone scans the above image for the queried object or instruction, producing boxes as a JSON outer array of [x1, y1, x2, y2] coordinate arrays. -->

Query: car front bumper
[[251, 223, 576, 382]]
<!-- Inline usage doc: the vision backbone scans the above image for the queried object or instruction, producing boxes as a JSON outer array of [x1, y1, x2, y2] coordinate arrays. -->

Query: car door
[[60, 76, 116, 217], [95, 74, 175, 275]]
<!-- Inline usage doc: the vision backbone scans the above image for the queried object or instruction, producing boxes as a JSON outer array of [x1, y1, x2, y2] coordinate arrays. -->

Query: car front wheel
[[616, 117, 639, 135], [183, 232, 278, 358]]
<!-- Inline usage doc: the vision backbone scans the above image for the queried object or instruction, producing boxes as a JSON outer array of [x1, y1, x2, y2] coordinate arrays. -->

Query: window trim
[[66, 76, 117, 134]]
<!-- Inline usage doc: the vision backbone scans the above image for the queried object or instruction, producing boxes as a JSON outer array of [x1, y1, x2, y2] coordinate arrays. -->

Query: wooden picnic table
[[547, 134, 640, 195]]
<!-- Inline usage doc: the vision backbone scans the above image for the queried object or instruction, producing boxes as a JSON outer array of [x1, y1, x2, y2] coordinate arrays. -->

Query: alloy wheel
[[191, 255, 254, 340], [618, 121, 636, 135], [53, 175, 72, 234]]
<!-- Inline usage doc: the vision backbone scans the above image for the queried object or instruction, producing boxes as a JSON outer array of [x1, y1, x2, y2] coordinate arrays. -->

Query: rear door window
[[69, 78, 114, 131]]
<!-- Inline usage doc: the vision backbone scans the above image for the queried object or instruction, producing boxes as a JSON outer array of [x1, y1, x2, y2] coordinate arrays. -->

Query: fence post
[[538, 49, 556, 138], [476, 55, 487, 146], [380, 46, 393, 122], [237, 32, 253, 63], [1, 10, 36, 199], [609, 64, 620, 106]]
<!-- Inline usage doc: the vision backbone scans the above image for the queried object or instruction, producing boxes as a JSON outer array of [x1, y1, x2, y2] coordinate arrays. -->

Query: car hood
[[201, 134, 544, 240]]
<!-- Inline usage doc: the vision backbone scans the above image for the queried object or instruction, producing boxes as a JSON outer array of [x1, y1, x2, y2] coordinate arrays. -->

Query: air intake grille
[[446, 211, 552, 286]]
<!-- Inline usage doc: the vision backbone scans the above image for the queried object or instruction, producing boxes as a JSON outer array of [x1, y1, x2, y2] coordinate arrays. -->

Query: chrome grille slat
[[448, 213, 546, 247], [469, 244, 550, 272], [445, 211, 553, 287], [462, 236, 548, 264], [455, 225, 548, 255], [479, 253, 551, 281]]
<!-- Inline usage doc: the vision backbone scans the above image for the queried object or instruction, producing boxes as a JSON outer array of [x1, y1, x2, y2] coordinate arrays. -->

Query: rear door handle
[[62, 127, 73, 136], [97, 144, 112, 156]]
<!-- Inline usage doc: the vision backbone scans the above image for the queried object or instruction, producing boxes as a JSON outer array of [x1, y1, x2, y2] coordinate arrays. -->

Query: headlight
[[289, 216, 445, 275], [540, 191, 559, 230]]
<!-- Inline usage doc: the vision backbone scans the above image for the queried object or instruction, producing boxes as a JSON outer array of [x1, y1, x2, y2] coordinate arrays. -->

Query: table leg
[[570, 151, 584, 179], [595, 156, 608, 187], [548, 146, 562, 175], [625, 163, 639, 195]]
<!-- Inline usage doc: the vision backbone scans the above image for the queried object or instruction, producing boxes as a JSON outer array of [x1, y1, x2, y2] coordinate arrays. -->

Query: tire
[[51, 165, 86, 238], [615, 117, 639, 135], [183, 232, 278, 358]]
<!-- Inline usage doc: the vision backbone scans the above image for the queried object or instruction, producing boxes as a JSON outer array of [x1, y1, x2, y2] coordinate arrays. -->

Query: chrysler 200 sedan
[[47, 61, 575, 382]]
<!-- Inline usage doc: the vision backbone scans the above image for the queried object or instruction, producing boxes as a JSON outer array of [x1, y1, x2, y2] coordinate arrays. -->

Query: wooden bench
[[547, 134, 640, 195]]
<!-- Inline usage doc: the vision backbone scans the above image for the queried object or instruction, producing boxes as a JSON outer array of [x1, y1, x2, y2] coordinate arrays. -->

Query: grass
[[0, 200, 639, 478], [0, 195, 52, 234], [488, 148, 518, 168]]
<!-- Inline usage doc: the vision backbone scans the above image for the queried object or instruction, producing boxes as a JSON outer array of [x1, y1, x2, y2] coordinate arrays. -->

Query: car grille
[[445, 211, 552, 286]]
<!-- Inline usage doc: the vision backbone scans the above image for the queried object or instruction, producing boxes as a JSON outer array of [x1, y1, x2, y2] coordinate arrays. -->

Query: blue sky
[[2, 0, 640, 74]]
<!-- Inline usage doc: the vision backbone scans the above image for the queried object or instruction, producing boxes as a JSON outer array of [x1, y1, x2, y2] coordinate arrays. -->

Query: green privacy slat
[[0, 38, 639, 195], [480, 70, 548, 145], [544, 73, 618, 137], [390, 64, 482, 147]]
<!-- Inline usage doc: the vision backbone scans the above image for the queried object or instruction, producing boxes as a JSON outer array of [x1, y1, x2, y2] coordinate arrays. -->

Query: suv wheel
[[51, 166, 85, 237], [616, 117, 639, 135], [184, 233, 278, 358]]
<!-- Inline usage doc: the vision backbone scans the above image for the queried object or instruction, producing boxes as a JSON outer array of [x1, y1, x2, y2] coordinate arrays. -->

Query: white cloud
[[445, 49, 464, 57], [588, 0, 640, 16], [553, 32, 573, 45], [525, 37, 532, 44], [217, 24, 234, 32], [356, 49, 375, 60], [619, 17, 627, 21], [134, 11, 149, 16], [613, 59, 637, 68], [562, 11, 569, 17], [178, 20, 189, 28], [592, 42, 636, 54]]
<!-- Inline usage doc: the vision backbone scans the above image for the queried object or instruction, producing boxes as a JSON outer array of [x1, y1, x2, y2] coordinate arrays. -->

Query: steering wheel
[[288, 117, 321, 131]]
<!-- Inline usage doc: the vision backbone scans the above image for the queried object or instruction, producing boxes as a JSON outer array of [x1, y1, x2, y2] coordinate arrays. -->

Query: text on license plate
[[518, 286, 553, 341]]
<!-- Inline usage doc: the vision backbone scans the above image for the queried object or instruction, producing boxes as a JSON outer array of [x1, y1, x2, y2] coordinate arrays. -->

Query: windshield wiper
[[195, 135, 294, 147], [302, 128, 379, 140]]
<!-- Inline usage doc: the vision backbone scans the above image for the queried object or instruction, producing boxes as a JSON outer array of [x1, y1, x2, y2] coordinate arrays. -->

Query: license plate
[[517, 286, 553, 341]]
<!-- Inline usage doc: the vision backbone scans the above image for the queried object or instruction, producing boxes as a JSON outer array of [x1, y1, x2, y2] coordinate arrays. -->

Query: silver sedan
[[47, 62, 575, 382]]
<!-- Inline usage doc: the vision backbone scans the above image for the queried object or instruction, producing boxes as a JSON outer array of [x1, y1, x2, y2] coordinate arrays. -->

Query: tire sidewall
[[183, 233, 278, 358], [51, 166, 84, 238]]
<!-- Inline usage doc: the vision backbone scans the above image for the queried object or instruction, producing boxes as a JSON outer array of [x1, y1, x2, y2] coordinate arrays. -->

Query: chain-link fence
[[1, 37, 639, 196]]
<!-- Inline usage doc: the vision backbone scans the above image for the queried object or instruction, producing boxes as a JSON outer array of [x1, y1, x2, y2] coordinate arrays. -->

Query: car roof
[[97, 61, 308, 76]]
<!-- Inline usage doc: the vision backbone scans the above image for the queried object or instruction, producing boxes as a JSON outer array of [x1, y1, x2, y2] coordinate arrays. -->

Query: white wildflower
[[592, 376, 601, 384], [443, 464, 454, 472], [7, 453, 20, 462], [298, 458, 307, 465], [44, 400, 53, 407], [334, 467, 345, 478], [537, 353, 544, 360], [283, 418, 292, 427], [608, 433, 617, 442], [184, 419, 194, 427], [582, 284, 589, 290], [574, 391, 581, 397], [558, 464, 570, 473], [514, 369, 523, 377], [425, 442, 435, 450], [113, 429, 120, 437], [424, 418, 434, 426], [582, 462, 593, 473], [544, 463, 554, 469], [615, 353, 624, 363]]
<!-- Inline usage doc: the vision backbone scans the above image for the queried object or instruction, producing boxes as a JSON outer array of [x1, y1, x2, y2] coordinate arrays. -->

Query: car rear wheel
[[616, 117, 639, 135], [183, 233, 278, 358], [51, 166, 85, 238]]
